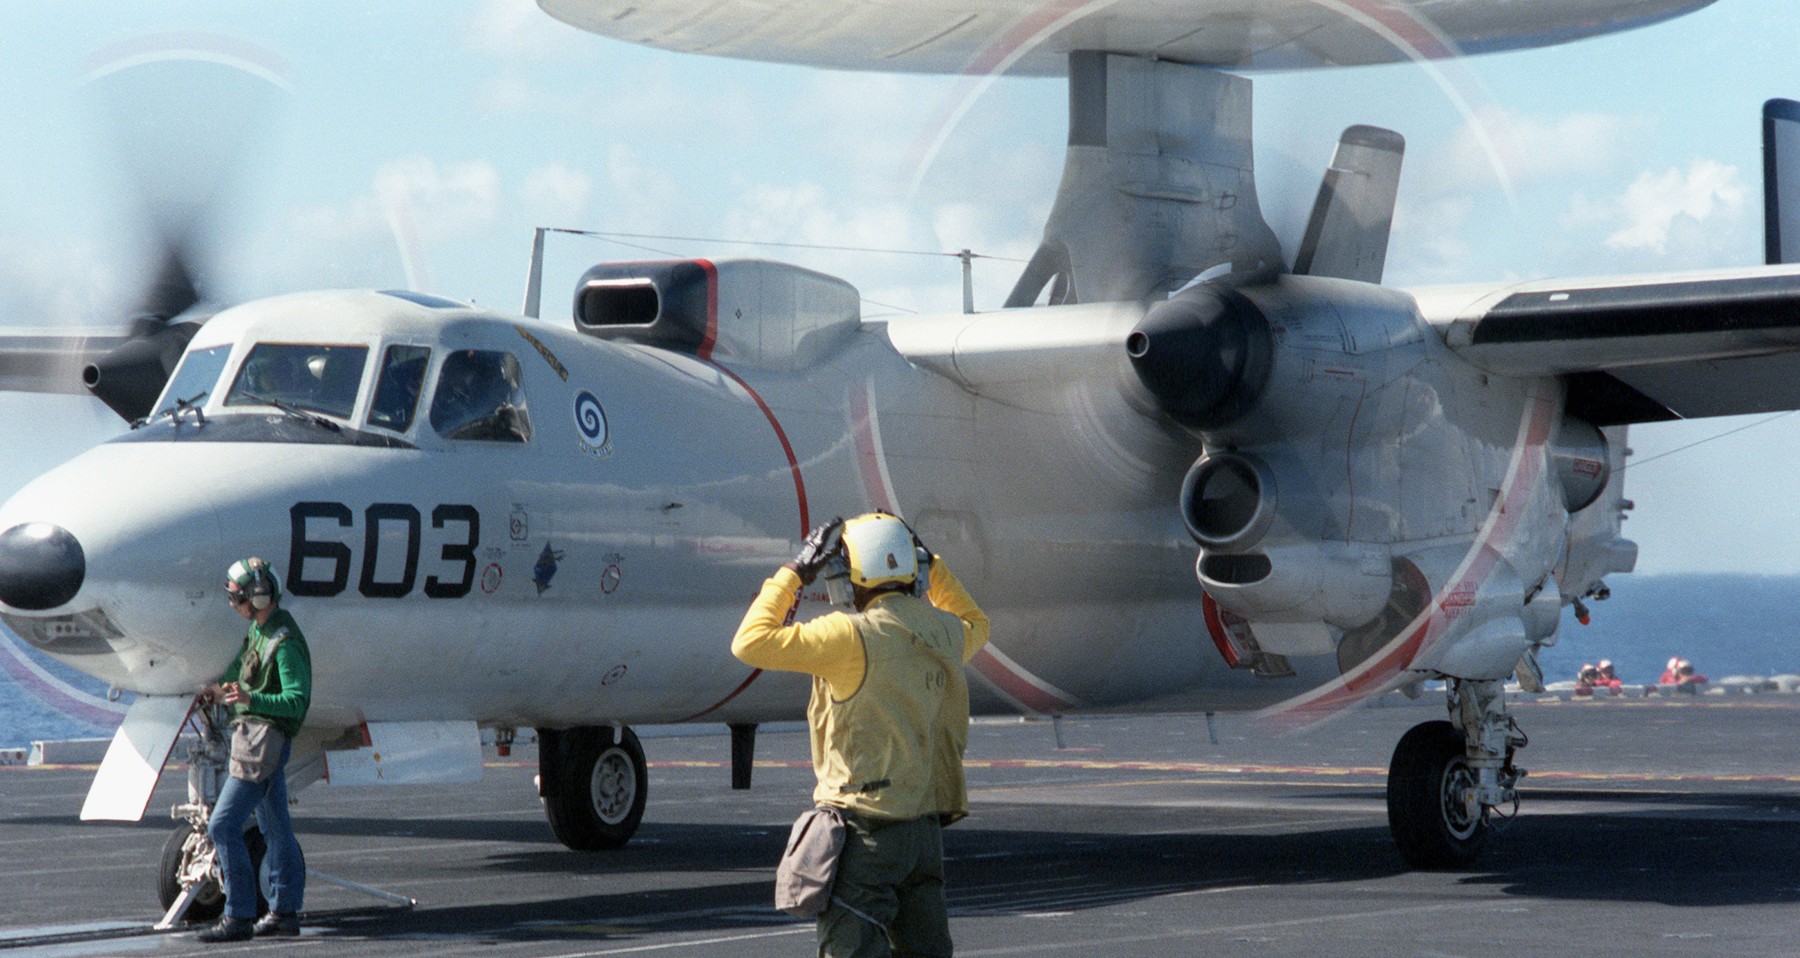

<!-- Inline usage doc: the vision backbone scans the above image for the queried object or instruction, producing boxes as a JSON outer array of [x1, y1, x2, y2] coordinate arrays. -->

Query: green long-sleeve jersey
[[218, 608, 312, 738]]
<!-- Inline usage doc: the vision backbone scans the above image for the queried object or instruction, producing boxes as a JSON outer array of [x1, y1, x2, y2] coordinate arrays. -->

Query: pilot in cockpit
[[429, 349, 530, 442]]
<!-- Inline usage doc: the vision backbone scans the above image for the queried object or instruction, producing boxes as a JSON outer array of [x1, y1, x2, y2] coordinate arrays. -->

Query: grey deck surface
[[4, 696, 1799, 957]]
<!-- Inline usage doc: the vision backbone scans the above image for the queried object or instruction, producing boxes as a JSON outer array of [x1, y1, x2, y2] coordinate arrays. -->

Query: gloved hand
[[786, 517, 844, 584]]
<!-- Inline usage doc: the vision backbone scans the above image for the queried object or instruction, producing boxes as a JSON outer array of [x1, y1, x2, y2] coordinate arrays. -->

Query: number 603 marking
[[288, 501, 480, 599]]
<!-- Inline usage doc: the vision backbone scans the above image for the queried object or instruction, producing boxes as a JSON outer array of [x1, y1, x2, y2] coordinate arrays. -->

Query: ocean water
[[5, 574, 1799, 749]]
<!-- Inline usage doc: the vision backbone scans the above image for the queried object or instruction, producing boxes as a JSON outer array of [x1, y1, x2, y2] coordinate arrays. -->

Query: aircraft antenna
[[523, 227, 548, 318]]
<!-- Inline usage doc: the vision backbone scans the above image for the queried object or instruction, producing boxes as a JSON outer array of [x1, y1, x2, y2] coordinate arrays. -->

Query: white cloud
[[1591, 159, 1747, 254], [523, 162, 594, 220], [374, 157, 503, 240], [1429, 106, 1653, 194]]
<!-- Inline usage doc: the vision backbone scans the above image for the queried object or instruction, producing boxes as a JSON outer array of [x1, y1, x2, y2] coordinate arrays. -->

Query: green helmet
[[226, 557, 281, 610]]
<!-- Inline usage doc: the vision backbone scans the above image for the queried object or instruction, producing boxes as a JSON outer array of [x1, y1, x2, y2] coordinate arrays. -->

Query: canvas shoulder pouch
[[774, 804, 846, 917], [229, 720, 288, 784]]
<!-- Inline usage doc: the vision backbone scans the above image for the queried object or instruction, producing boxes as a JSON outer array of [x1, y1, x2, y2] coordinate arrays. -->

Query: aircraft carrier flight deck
[[4, 694, 1799, 957]]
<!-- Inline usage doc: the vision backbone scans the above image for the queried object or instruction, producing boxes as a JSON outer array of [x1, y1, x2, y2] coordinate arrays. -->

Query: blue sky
[[0, 0, 1796, 574]]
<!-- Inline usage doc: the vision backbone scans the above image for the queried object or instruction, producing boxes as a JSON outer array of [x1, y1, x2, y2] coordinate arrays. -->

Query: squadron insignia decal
[[574, 390, 612, 458], [533, 542, 564, 595]]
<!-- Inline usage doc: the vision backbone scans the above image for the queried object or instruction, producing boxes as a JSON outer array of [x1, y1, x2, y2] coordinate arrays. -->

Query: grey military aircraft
[[0, 0, 1792, 917]]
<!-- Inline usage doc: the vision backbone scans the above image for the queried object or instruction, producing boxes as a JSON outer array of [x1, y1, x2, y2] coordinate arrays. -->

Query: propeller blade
[[63, 37, 292, 421], [135, 242, 201, 322]]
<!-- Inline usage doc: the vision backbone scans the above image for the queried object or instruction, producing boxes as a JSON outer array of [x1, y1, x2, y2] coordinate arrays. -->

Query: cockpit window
[[152, 344, 231, 418], [368, 345, 431, 433], [225, 343, 369, 420], [429, 349, 531, 443]]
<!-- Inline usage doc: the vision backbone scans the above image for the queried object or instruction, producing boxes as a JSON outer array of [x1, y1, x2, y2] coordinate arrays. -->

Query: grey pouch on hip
[[229, 721, 288, 784], [775, 804, 846, 917]]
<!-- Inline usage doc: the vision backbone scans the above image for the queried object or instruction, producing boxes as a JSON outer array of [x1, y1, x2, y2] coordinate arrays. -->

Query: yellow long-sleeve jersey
[[731, 560, 990, 821]]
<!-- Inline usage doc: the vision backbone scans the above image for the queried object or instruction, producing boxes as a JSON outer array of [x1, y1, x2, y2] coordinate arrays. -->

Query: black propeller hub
[[1126, 285, 1273, 430]]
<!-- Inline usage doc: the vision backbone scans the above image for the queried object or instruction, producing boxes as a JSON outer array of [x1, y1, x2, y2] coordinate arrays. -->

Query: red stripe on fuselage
[[969, 647, 1074, 715], [848, 382, 894, 513], [683, 266, 810, 720], [694, 259, 720, 362]]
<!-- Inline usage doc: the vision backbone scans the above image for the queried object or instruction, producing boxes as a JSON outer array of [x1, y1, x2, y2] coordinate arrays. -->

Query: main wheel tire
[[543, 726, 648, 851], [157, 821, 267, 922], [1387, 720, 1488, 869]]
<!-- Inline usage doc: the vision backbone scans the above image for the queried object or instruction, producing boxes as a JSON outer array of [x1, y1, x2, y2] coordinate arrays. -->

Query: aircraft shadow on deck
[[285, 805, 1800, 943]]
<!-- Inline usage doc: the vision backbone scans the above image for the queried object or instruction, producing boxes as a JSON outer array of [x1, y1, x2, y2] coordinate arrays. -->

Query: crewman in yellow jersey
[[733, 512, 989, 958]]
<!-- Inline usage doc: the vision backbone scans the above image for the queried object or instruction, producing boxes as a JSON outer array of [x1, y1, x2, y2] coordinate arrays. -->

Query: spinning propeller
[[54, 40, 289, 422]]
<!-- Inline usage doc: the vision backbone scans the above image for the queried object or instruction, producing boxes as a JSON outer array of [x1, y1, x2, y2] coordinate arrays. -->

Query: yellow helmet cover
[[840, 513, 918, 590]]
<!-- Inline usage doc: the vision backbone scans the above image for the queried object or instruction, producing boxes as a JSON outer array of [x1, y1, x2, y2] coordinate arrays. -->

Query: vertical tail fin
[[1293, 125, 1406, 284], [1763, 98, 1800, 265]]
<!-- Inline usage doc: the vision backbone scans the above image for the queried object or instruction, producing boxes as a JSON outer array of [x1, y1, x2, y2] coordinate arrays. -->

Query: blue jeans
[[207, 736, 305, 919]]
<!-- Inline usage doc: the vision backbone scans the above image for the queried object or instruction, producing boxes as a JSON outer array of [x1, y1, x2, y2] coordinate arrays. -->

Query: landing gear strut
[[155, 703, 266, 927], [539, 725, 648, 850], [1386, 678, 1526, 868]]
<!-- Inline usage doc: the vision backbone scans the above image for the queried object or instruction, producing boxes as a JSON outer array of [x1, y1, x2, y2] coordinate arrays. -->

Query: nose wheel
[[157, 820, 267, 923]]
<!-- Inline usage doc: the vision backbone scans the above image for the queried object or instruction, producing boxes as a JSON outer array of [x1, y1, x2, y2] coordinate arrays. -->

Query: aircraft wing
[[1418, 265, 1800, 425], [537, 0, 1717, 75], [0, 329, 129, 396]]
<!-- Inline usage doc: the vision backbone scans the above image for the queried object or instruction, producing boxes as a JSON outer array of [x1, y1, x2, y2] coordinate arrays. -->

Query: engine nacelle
[[83, 318, 203, 422], [1550, 417, 1610, 512], [1180, 449, 1392, 630]]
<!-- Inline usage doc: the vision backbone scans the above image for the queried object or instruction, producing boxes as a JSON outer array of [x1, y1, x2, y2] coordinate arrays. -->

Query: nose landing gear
[[155, 705, 264, 928]]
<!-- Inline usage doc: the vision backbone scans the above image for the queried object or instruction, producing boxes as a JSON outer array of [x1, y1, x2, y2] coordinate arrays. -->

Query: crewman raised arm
[[732, 512, 988, 957]]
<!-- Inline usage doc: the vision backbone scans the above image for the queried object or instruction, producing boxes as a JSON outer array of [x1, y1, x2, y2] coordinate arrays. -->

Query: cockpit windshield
[[151, 344, 232, 419], [225, 343, 369, 420], [369, 345, 431, 433]]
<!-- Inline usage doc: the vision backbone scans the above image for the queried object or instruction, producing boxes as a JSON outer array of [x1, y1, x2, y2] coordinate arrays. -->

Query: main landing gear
[[538, 725, 649, 850], [1386, 678, 1527, 868]]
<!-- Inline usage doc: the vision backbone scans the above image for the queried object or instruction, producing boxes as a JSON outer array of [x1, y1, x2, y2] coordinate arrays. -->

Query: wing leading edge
[[1420, 266, 1800, 425]]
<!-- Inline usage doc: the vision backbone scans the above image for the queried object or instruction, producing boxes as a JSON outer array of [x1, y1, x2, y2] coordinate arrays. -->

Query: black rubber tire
[[158, 821, 267, 922], [1387, 720, 1488, 869], [542, 726, 648, 851]]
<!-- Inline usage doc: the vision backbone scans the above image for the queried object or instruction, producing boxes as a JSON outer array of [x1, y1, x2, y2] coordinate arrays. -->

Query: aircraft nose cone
[[0, 522, 86, 610]]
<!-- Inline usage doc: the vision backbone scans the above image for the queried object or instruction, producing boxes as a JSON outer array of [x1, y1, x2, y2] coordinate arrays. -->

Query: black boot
[[196, 917, 255, 943], [253, 912, 301, 937]]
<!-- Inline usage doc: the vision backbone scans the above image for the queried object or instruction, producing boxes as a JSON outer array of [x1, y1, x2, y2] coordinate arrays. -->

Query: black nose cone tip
[[0, 523, 85, 611]]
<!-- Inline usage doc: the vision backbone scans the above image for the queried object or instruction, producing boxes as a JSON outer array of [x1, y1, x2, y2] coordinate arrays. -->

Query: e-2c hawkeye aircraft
[[1, 0, 1796, 916]]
